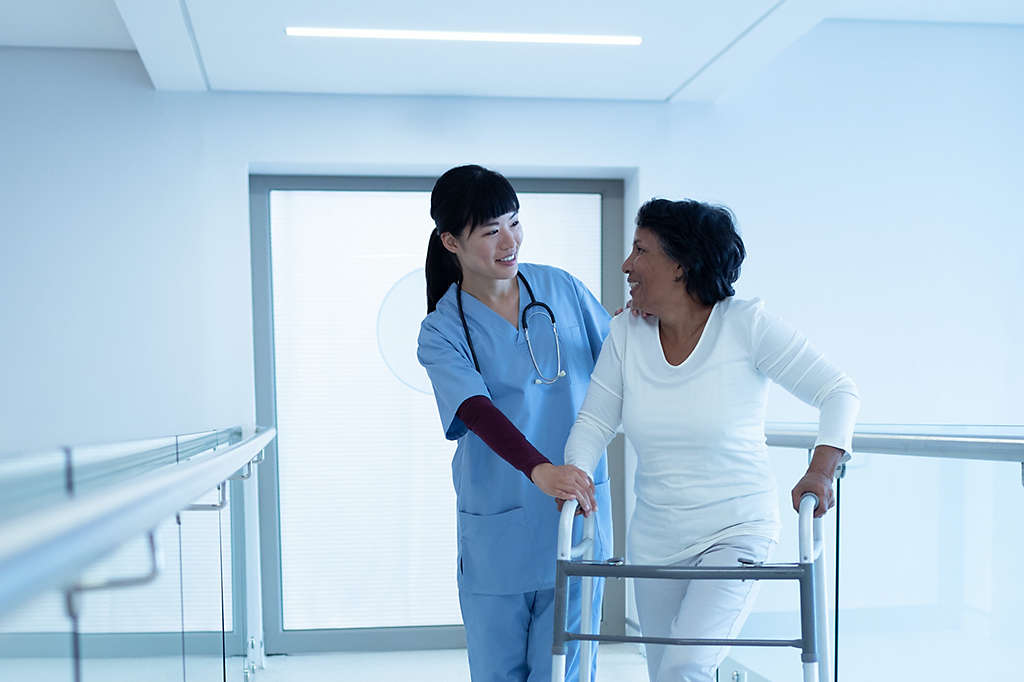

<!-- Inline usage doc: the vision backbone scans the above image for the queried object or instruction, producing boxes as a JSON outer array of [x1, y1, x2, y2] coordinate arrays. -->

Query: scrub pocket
[[458, 506, 541, 594]]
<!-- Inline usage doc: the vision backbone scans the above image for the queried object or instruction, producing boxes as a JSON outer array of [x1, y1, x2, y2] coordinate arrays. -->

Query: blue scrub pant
[[459, 578, 603, 682]]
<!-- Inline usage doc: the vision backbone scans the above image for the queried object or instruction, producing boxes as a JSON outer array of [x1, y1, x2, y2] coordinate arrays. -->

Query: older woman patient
[[564, 199, 859, 682]]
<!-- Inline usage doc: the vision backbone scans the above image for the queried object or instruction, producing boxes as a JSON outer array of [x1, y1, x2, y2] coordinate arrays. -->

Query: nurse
[[417, 164, 613, 682]]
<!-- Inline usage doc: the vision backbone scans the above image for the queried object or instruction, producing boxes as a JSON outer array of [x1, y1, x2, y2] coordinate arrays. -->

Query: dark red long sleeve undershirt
[[455, 395, 551, 479]]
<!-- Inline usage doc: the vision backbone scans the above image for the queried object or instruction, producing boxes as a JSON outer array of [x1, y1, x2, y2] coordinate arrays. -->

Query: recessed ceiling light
[[285, 27, 642, 46]]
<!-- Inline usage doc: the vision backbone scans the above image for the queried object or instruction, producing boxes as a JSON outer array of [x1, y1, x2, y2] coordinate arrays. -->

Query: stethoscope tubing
[[456, 272, 565, 384]]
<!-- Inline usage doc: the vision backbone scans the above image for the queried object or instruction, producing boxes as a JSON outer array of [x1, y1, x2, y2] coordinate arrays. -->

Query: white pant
[[633, 535, 774, 682]]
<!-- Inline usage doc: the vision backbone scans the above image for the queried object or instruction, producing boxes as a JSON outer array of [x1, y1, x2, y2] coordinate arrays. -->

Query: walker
[[552, 492, 832, 682]]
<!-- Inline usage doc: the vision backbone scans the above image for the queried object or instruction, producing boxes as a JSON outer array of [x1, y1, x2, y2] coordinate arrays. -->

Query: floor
[[0, 643, 651, 682], [4, 628, 1019, 681]]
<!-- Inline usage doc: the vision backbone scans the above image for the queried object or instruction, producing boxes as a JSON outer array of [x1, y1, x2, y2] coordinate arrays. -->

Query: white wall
[[0, 47, 667, 452], [665, 19, 1024, 425], [2, 18, 1021, 452]]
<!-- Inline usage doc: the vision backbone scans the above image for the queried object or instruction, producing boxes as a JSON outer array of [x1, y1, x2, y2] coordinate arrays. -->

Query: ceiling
[[2, 0, 1022, 101]]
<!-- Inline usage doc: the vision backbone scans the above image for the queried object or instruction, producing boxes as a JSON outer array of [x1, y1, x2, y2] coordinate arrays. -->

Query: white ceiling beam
[[669, 0, 834, 102], [114, 0, 208, 90]]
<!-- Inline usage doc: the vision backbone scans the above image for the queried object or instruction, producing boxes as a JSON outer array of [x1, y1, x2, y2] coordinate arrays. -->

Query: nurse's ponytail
[[426, 229, 461, 313], [425, 164, 520, 314]]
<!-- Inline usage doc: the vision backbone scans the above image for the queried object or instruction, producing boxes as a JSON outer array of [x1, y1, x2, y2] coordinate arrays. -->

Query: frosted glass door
[[270, 189, 601, 630]]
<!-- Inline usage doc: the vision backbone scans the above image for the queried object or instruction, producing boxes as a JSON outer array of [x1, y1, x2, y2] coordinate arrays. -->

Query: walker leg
[[552, 654, 567, 682], [813, 516, 833, 682], [579, 512, 596, 682], [552, 560, 569, 682], [798, 495, 821, 682], [580, 574, 592, 682]]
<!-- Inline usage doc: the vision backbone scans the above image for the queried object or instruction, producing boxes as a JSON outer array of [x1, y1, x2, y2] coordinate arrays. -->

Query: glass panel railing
[[0, 428, 257, 681], [727, 425, 1023, 682], [179, 484, 239, 680], [836, 455, 1022, 680], [0, 444, 80, 682], [76, 523, 182, 680]]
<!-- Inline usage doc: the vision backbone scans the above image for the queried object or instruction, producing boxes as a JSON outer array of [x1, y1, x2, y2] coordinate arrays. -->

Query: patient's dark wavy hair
[[425, 165, 520, 313], [635, 199, 745, 306]]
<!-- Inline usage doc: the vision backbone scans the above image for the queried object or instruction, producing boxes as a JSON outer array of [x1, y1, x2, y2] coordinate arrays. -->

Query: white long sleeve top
[[565, 297, 860, 565]]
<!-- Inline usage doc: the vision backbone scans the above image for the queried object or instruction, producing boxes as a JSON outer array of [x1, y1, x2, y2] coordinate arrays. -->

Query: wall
[[0, 47, 667, 452], [667, 19, 1024, 425], [2, 19, 1021, 446]]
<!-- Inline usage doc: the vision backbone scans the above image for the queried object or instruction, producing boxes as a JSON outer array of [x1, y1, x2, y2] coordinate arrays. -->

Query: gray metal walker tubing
[[552, 492, 829, 682]]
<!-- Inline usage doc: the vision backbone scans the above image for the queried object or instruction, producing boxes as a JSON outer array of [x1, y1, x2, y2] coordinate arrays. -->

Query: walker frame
[[552, 492, 832, 682]]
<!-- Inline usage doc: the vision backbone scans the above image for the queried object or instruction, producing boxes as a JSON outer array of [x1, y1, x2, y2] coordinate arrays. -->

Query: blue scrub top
[[418, 263, 613, 595]]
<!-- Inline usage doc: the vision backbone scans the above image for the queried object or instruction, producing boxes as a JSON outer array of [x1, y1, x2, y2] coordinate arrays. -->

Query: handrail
[[0, 426, 275, 616], [72, 428, 243, 490], [766, 422, 1024, 463], [0, 428, 243, 515]]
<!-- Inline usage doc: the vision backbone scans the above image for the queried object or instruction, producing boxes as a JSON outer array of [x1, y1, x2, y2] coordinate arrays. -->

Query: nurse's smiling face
[[443, 211, 523, 285]]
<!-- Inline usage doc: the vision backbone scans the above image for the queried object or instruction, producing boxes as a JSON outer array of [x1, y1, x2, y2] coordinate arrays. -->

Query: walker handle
[[798, 493, 820, 564], [557, 499, 579, 561]]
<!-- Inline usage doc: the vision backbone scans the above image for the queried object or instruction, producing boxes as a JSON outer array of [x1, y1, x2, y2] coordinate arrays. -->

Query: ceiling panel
[[185, 0, 778, 100], [830, 0, 1024, 25], [0, 0, 134, 50], [3, 1, 1020, 101]]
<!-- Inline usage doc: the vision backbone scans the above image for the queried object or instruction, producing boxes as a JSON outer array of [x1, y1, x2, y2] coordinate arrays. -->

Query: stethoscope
[[456, 272, 566, 385]]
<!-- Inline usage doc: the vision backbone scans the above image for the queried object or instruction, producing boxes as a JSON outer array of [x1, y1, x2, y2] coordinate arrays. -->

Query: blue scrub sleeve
[[571, 275, 612, 361], [417, 316, 491, 440]]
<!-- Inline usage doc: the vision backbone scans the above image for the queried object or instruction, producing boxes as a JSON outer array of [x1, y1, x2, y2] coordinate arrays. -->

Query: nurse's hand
[[530, 463, 596, 516], [555, 497, 585, 516], [614, 300, 652, 319]]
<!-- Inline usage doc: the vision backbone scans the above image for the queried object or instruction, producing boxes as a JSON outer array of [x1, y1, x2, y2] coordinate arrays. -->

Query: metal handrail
[[0, 427, 244, 515], [0, 426, 275, 616], [766, 422, 1024, 463]]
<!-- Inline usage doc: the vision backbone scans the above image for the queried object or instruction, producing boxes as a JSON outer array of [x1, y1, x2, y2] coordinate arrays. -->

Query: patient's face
[[622, 227, 682, 315]]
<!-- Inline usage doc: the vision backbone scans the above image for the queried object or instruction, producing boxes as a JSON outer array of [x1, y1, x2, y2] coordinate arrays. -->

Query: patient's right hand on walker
[[531, 463, 596, 516]]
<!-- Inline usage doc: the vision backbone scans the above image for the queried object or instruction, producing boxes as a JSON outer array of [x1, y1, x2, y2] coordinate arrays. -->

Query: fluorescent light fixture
[[286, 27, 642, 46]]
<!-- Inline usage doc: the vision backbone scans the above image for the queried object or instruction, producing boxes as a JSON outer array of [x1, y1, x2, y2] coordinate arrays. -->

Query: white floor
[[263, 645, 648, 682], [6, 631, 1019, 682], [0, 644, 651, 682]]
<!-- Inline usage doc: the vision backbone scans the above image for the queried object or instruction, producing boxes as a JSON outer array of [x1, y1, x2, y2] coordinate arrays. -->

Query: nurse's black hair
[[635, 199, 745, 306], [425, 165, 520, 313]]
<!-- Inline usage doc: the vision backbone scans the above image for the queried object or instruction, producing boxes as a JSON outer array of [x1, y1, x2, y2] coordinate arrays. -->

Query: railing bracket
[[65, 530, 162, 619], [185, 482, 228, 511]]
